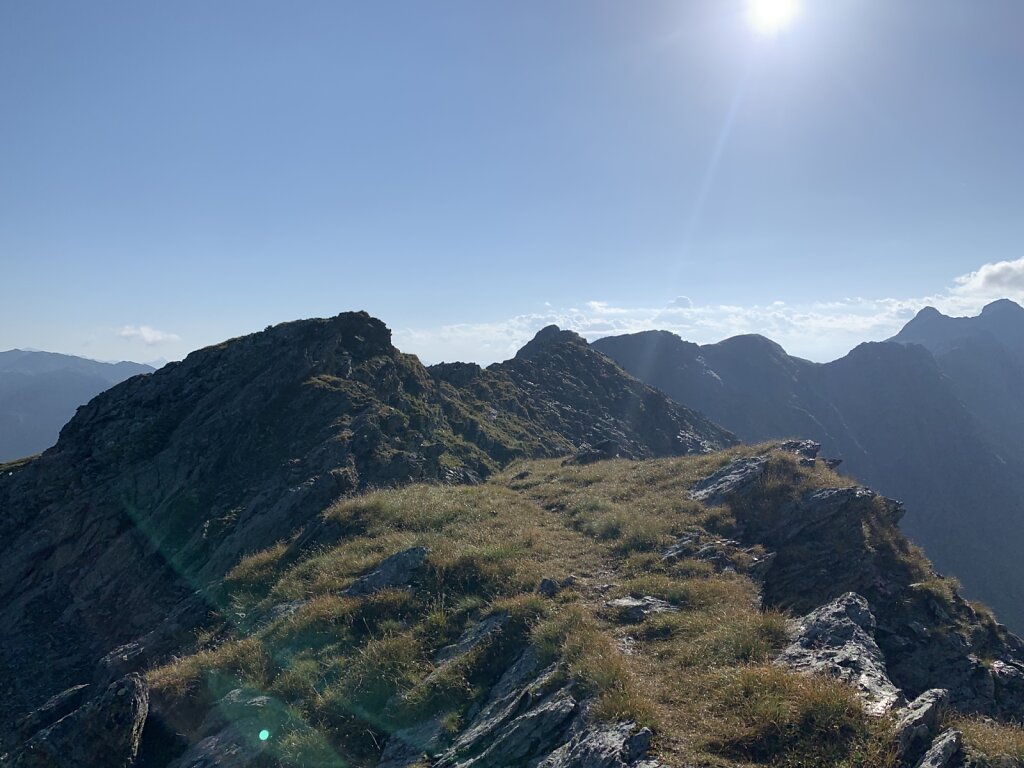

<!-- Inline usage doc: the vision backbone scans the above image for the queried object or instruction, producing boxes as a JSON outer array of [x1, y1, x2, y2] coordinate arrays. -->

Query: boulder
[[537, 578, 561, 598], [344, 546, 429, 597], [567, 440, 626, 466], [164, 727, 265, 768]]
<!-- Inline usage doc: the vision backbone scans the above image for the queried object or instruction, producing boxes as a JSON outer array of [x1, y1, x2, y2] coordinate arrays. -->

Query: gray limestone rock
[[915, 729, 963, 768], [777, 593, 903, 715], [538, 721, 656, 768], [896, 689, 950, 762], [689, 456, 768, 506]]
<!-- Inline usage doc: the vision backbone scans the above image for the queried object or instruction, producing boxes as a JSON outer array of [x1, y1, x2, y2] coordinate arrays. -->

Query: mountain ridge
[[0, 311, 734, 743]]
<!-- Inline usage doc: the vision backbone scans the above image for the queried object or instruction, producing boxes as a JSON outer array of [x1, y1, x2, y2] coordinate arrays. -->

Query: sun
[[747, 0, 801, 36]]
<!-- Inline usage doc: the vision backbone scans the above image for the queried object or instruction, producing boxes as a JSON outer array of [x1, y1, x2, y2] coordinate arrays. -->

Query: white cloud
[[952, 257, 1024, 300], [117, 325, 181, 346], [393, 257, 1024, 366]]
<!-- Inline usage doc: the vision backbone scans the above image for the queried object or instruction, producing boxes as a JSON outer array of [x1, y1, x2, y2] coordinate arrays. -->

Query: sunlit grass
[[147, 447, 976, 767]]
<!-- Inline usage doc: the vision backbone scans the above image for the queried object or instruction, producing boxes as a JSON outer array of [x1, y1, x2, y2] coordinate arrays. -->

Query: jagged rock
[[430, 647, 661, 768], [777, 593, 903, 715], [194, 688, 278, 740], [747, 551, 778, 584], [915, 729, 963, 768], [689, 456, 768, 506], [10, 674, 148, 768], [453, 693, 579, 766], [991, 660, 1024, 710], [437, 651, 563, 765], [163, 687, 301, 768], [538, 720, 656, 768], [344, 546, 429, 597], [896, 689, 950, 763], [605, 597, 678, 624], [12, 685, 91, 744]]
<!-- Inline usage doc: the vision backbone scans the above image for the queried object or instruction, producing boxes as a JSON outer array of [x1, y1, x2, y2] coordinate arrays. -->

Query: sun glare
[[747, 0, 800, 36]]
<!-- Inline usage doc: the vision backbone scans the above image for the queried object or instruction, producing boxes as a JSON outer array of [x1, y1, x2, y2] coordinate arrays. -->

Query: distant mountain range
[[0, 350, 153, 462], [593, 299, 1024, 631]]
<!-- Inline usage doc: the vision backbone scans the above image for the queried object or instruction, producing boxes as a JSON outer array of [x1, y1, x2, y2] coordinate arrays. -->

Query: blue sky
[[2, 1, 1023, 365]]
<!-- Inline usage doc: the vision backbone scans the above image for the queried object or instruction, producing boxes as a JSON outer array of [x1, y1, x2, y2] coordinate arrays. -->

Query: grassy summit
[[144, 446, 1024, 767]]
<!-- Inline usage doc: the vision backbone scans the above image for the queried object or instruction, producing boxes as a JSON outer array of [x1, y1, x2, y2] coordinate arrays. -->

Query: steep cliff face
[[0, 313, 734, 743], [593, 306, 1024, 632]]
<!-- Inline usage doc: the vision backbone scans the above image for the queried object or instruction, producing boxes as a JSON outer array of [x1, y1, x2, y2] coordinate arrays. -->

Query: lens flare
[[259, 729, 270, 741], [747, 0, 800, 36]]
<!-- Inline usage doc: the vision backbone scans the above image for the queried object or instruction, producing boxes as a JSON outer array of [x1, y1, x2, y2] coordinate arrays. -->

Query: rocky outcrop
[[430, 646, 658, 768], [777, 593, 903, 715], [688, 451, 1024, 721], [7, 674, 148, 768], [688, 456, 768, 506], [537, 721, 659, 768]]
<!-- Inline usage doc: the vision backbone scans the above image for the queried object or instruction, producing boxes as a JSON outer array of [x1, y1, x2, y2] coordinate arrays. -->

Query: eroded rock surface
[[896, 689, 950, 763], [915, 729, 963, 768], [9, 674, 148, 768], [777, 593, 903, 715], [688, 456, 768, 506]]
